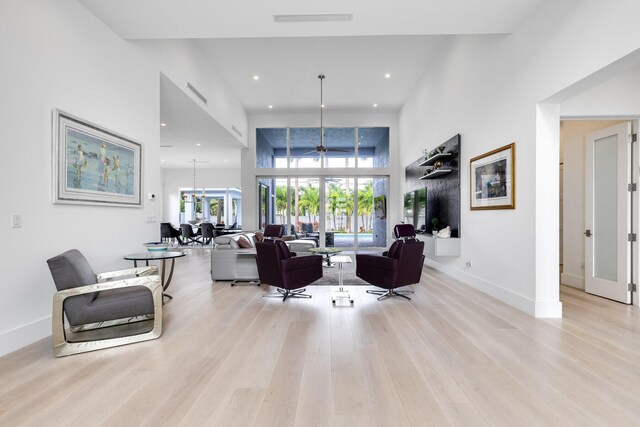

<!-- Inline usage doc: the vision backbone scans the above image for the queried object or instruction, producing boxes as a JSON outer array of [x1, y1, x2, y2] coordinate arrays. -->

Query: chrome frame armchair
[[48, 250, 163, 357]]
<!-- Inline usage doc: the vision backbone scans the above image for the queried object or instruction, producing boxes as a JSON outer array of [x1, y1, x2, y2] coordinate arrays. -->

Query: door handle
[[584, 229, 592, 237]]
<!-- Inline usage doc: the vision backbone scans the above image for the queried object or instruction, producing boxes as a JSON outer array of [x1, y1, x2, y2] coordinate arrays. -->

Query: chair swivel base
[[263, 288, 312, 301], [366, 288, 414, 300]]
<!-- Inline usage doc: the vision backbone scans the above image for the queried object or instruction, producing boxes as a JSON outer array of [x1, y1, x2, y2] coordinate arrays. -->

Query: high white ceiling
[[80, 0, 546, 39], [160, 74, 242, 169], [196, 36, 448, 113], [81, 0, 548, 168]]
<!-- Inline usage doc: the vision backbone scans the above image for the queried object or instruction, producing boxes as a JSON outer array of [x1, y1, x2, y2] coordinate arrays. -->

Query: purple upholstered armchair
[[356, 224, 425, 300], [255, 240, 323, 301], [263, 224, 285, 240]]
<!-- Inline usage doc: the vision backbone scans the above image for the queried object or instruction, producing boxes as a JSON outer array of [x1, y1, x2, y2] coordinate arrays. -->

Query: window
[[257, 176, 388, 248], [256, 127, 389, 168], [179, 187, 241, 227]]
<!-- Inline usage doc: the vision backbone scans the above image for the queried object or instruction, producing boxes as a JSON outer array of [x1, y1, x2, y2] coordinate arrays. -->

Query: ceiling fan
[[305, 74, 348, 155]]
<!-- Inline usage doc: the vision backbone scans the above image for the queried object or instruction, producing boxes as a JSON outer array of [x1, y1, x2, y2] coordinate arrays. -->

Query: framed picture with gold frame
[[470, 143, 515, 210]]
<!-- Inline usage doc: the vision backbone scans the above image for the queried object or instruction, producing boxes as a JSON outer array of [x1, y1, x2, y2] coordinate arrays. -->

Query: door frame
[[559, 117, 639, 308]]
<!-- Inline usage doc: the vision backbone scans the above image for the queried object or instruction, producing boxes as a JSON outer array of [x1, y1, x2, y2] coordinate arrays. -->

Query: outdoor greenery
[[274, 181, 375, 233]]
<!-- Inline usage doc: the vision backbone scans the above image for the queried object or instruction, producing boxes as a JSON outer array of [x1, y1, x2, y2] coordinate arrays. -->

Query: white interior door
[[584, 122, 632, 303]]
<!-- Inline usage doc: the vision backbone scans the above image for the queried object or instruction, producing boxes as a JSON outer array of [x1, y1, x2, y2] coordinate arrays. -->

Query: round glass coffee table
[[123, 251, 186, 299], [309, 247, 342, 267]]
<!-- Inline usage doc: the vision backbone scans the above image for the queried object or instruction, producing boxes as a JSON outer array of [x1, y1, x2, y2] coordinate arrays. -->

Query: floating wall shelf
[[419, 169, 452, 180], [418, 152, 452, 167], [417, 234, 461, 257]]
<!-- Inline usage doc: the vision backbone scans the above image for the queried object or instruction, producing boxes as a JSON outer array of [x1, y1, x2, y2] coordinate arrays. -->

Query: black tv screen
[[403, 188, 427, 232], [403, 191, 415, 225], [416, 187, 427, 232]]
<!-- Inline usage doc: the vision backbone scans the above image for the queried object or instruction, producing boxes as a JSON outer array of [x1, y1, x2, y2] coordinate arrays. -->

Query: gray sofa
[[210, 232, 318, 283], [211, 232, 259, 283]]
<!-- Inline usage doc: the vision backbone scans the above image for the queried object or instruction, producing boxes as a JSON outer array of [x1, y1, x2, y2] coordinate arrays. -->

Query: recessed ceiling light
[[253, 75, 259, 80], [321, 104, 325, 108], [196, 143, 201, 146], [373, 103, 378, 108], [384, 73, 391, 79], [161, 159, 166, 162], [160, 122, 167, 127], [224, 159, 229, 162], [268, 105, 273, 109]]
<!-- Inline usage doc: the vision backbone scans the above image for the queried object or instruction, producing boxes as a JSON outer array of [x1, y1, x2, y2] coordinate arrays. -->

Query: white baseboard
[[424, 258, 562, 318], [561, 272, 584, 289], [0, 316, 51, 357]]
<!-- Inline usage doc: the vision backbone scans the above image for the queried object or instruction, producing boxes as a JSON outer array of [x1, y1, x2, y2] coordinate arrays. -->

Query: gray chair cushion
[[47, 249, 99, 325], [47, 249, 98, 291], [47, 249, 154, 327], [82, 286, 155, 325]]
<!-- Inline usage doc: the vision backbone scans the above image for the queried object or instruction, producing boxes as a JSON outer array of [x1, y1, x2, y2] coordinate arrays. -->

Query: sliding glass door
[[258, 176, 388, 249], [324, 178, 355, 247]]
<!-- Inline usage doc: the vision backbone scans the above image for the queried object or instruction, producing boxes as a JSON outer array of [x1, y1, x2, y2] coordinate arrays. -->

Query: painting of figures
[[66, 128, 136, 195], [54, 110, 142, 207]]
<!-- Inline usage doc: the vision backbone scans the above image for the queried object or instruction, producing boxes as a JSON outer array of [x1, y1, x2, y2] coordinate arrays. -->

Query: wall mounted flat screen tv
[[403, 187, 427, 232], [403, 191, 415, 225]]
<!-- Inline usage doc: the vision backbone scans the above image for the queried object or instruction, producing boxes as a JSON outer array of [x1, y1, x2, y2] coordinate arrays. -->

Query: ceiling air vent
[[187, 82, 207, 105], [232, 125, 243, 138], [273, 13, 353, 23]]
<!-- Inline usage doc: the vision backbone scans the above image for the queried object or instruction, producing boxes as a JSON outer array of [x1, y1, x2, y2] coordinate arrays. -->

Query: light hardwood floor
[[2, 248, 640, 426]]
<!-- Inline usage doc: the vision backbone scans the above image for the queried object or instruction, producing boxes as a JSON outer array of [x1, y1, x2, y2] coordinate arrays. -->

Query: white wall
[[162, 167, 242, 225], [132, 39, 248, 148], [0, 0, 164, 355], [560, 67, 640, 118], [399, 0, 640, 317], [242, 113, 399, 234]]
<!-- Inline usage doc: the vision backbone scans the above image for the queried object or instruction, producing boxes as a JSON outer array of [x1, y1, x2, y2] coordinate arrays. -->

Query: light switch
[[11, 214, 22, 228]]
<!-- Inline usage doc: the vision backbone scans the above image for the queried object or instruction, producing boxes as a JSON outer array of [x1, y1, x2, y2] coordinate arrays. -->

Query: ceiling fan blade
[[326, 148, 349, 152], [303, 149, 318, 155]]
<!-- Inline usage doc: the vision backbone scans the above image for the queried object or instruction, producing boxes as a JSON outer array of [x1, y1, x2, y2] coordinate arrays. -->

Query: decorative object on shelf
[[53, 110, 142, 207], [419, 151, 452, 167], [431, 218, 439, 235], [434, 160, 443, 170], [143, 242, 170, 252], [470, 143, 516, 210], [437, 226, 451, 238], [438, 146, 446, 153]]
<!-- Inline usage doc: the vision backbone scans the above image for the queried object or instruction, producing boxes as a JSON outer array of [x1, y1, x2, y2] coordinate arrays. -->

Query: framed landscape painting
[[470, 143, 515, 210], [53, 110, 142, 207]]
